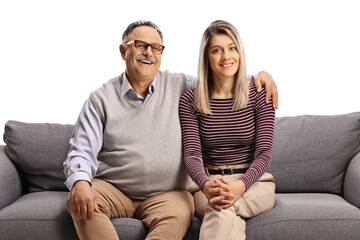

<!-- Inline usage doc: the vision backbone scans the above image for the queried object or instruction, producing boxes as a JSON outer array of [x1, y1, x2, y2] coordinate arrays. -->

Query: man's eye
[[137, 43, 147, 49]]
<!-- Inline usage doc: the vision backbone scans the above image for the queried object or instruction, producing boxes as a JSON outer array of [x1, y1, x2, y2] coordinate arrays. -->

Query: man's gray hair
[[122, 21, 163, 43]]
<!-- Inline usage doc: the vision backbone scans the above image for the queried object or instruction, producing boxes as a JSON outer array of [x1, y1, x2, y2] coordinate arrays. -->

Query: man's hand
[[254, 71, 279, 109], [68, 180, 100, 221]]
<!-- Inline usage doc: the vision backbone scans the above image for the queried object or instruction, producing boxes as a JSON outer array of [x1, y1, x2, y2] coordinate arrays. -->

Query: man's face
[[120, 26, 163, 82]]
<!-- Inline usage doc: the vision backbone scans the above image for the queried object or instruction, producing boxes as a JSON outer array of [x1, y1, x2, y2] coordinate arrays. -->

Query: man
[[63, 21, 278, 240]]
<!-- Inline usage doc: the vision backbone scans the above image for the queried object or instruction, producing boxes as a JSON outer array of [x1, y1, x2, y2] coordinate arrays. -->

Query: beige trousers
[[67, 178, 195, 240], [189, 164, 276, 240]]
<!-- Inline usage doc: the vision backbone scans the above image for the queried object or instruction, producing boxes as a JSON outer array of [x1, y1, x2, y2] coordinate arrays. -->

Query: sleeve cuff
[[198, 177, 210, 191], [239, 175, 251, 191], [64, 172, 92, 190], [248, 72, 259, 81]]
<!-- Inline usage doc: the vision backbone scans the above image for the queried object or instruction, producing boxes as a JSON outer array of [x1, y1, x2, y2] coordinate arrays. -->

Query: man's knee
[[145, 190, 194, 227], [168, 191, 195, 225], [175, 190, 195, 216], [172, 206, 193, 223]]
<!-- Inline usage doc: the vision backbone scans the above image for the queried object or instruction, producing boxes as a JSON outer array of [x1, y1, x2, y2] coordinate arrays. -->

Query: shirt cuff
[[64, 172, 92, 190], [248, 73, 258, 81]]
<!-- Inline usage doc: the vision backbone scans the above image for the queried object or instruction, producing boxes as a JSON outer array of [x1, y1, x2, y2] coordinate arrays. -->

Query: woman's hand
[[214, 178, 246, 209], [202, 180, 230, 211], [203, 178, 246, 210]]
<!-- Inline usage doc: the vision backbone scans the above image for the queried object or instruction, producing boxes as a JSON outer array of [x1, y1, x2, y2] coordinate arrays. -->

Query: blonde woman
[[179, 20, 276, 240]]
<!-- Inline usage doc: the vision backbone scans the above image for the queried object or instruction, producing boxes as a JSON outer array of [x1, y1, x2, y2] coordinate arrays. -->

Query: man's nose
[[142, 45, 153, 56]]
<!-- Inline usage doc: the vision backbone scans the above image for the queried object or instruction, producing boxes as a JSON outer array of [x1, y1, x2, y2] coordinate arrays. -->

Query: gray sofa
[[1, 112, 360, 240]]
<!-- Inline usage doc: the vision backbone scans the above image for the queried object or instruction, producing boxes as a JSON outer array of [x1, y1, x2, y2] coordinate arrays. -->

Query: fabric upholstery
[[0, 146, 22, 210], [3, 121, 74, 193], [246, 193, 360, 240], [0, 191, 77, 240], [1, 192, 359, 240], [0, 191, 200, 240], [269, 112, 360, 194], [112, 217, 201, 240], [344, 151, 360, 208]]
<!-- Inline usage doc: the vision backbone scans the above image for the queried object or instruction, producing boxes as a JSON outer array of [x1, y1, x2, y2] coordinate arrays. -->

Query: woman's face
[[207, 34, 240, 82]]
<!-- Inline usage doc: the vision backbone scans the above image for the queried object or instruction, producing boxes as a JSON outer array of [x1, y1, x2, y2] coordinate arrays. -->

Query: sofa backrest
[[268, 112, 360, 195], [3, 120, 73, 193], [3, 112, 360, 195]]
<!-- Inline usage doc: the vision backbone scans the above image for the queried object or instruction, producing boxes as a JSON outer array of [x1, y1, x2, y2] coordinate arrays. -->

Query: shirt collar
[[120, 74, 157, 101]]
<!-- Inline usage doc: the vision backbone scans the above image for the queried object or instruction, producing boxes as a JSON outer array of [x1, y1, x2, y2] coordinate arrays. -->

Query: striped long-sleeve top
[[179, 82, 275, 191]]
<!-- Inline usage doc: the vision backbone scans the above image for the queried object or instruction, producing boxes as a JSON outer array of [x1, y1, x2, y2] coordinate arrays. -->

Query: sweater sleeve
[[240, 87, 276, 190], [179, 90, 210, 190]]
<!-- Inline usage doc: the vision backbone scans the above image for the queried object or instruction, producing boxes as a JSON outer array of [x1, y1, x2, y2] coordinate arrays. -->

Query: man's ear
[[119, 44, 126, 60]]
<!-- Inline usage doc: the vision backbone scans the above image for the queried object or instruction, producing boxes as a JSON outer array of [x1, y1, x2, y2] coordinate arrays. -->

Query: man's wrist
[[74, 180, 91, 187], [66, 173, 92, 190]]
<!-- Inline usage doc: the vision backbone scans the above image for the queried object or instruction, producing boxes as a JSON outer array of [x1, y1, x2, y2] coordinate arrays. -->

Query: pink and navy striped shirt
[[179, 82, 275, 191]]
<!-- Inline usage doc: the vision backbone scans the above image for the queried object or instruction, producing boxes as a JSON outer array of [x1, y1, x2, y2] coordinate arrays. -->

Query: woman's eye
[[230, 46, 237, 51], [212, 48, 221, 53]]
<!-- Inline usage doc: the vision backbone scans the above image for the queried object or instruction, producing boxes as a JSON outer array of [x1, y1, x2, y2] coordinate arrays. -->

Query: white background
[[1, 0, 359, 144]]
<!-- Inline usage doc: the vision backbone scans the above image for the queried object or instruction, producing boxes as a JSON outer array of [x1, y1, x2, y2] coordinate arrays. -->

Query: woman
[[179, 20, 276, 240]]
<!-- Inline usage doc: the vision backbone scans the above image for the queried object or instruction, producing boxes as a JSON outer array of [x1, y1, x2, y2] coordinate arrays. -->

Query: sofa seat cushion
[[111, 216, 201, 240], [0, 191, 77, 240], [111, 218, 149, 240], [245, 193, 360, 240], [0, 191, 201, 240]]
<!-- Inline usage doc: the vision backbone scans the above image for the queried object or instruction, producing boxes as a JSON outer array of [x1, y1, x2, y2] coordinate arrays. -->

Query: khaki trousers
[[67, 179, 195, 240], [189, 164, 276, 240]]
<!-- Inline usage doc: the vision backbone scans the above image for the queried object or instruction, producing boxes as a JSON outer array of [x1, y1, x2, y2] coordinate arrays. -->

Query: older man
[[63, 21, 278, 240]]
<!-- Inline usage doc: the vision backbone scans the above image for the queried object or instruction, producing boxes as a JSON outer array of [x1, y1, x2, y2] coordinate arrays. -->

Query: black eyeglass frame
[[125, 40, 165, 54]]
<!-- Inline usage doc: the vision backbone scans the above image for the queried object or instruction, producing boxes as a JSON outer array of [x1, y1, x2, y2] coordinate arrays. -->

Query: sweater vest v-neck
[[89, 70, 190, 200]]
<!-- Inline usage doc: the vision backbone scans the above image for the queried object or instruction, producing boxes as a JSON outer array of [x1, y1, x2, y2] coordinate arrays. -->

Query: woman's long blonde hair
[[195, 20, 248, 114]]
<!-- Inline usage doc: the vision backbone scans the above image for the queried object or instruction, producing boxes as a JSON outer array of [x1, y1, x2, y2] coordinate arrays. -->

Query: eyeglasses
[[125, 40, 165, 54]]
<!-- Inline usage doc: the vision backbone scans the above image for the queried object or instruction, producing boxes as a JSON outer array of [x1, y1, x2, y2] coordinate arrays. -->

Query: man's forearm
[[63, 99, 103, 190]]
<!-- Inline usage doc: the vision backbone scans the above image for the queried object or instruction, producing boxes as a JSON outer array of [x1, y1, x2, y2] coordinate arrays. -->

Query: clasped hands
[[202, 178, 246, 211]]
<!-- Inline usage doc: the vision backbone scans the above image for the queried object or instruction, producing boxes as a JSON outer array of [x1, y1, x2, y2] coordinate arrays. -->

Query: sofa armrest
[[0, 145, 22, 210], [344, 151, 360, 208]]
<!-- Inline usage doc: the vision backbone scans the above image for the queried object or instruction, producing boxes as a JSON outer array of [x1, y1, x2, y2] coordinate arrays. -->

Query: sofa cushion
[[0, 146, 22, 210], [0, 191, 201, 240], [3, 121, 74, 192], [111, 216, 201, 240], [344, 151, 360, 208], [0, 191, 77, 240], [269, 112, 360, 194], [245, 193, 360, 240]]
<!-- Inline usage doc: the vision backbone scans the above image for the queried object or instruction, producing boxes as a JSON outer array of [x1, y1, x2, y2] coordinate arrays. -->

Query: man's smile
[[139, 60, 153, 65], [136, 55, 157, 65]]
